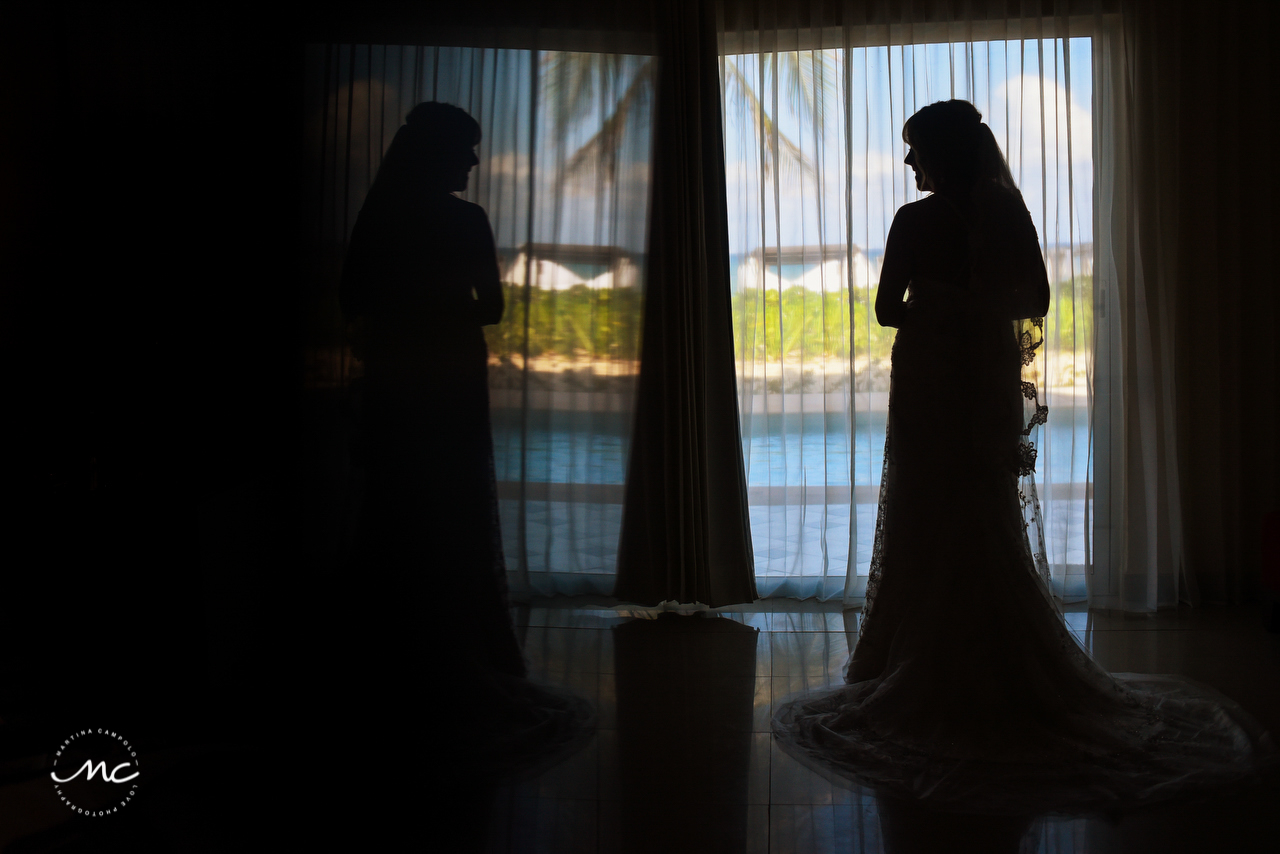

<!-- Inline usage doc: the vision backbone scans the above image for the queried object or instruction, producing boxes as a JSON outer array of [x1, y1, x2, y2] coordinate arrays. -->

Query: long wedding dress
[[342, 152, 594, 782], [772, 187, 1274, 814]]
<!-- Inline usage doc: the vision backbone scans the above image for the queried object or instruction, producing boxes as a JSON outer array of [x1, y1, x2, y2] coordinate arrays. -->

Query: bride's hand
[[907, 275, 957, 298], [900, 297, 918, 326], [904, 276, 959, 322]]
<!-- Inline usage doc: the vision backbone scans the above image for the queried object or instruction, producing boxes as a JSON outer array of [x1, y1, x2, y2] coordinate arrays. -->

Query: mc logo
[[51, 760, 140, 784], [49, 729, 141, 817]]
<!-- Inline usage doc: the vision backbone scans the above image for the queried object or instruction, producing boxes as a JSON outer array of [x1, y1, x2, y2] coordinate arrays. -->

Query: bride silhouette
[[340, 103, 593, 795], [341, 101, 525, 677], [773, 100, 1273, 814]]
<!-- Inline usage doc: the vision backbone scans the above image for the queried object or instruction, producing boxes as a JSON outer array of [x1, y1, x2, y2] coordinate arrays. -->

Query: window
[[306, 22, 1102, 603], [721, 32, 1096, 601], [304, 43, 655, 597]]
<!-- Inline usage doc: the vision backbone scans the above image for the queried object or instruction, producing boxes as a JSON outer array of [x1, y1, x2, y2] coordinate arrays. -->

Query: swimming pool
[[492, 406, 1093, 489]]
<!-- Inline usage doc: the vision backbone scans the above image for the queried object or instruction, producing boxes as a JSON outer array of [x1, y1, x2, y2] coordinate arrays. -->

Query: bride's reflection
[[875, 795, 1035, 854], [335, 101, 595, 846], [613, 613, 759, 852]]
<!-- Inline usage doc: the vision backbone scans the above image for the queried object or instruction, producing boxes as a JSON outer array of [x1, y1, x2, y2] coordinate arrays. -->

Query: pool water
[[492, 407, 1093, 488], [493, 406, 1093, 591]]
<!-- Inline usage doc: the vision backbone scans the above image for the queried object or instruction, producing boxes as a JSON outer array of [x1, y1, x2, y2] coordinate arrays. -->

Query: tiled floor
[[0, 600, 1275, 852], [482, 601, 1280, 853]]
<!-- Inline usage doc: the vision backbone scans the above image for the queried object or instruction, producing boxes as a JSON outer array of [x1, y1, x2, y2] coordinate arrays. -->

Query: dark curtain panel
[[614, 0, 758, 607], [613, 614, 759, 847], [1165, 0, 1280, 602]]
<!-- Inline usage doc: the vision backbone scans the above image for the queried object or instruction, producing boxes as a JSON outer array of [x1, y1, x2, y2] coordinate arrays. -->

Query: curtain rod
[[720, 14, 1114, 53], [297, 0, 1121, 47]]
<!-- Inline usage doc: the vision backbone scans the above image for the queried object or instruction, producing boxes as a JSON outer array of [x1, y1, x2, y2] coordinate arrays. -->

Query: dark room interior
[[1, 1, 1277, 852]]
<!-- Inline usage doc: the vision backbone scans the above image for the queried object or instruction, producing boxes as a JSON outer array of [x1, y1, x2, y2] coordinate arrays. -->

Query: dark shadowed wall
[[0, 0, 1272, 749]]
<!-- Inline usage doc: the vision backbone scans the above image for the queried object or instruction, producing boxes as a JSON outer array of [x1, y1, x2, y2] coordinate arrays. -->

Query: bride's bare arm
[[1008, 239, 1051, 319], [470, 207, 505, 326], [876, 211, 912, 327]]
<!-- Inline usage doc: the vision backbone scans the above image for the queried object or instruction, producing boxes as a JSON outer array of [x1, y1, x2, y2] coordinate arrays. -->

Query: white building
[[500, 243, 643, 290], [734, 242, 1091, 292], [1042, 242, 1094, 284], [735, 245, 882, 293]]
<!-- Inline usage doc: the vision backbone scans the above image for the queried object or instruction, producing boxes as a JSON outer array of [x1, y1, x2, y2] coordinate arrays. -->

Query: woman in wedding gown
[[340, 102, 593, 785], [341, 100, 527, 678], [772, 100, 1273, 814]]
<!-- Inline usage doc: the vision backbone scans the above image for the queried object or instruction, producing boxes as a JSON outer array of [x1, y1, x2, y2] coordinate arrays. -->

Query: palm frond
[[541, 51, 603, 136], [546, 49, 833, 191], [722, 55, 815, 182], [773, 50, 838, 134], [559, 57, 654, 182]]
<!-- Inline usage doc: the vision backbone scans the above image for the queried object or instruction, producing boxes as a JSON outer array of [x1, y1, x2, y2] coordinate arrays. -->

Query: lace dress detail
[[858, 386, 892, 650], [1016, 316, 1051, 582]]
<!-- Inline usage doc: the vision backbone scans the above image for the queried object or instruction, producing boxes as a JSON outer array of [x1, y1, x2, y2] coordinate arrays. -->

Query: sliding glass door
[[304, 44, 654, 598], [305, 26, 1097, 605], [721, 31, 1096, 602]]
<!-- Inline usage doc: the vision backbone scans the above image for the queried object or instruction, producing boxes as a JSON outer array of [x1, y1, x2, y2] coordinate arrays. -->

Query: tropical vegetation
[[484, 272, 1091, 381]]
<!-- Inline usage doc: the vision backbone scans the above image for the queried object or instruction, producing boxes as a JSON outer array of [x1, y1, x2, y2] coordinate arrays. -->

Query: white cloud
[[480, 151, 531, 185], [991, 74, 1093, 171], [854, 150, 900, 182]]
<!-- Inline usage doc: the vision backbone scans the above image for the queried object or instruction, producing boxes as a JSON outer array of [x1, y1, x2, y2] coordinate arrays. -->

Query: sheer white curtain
[[718, 4, 1096, 603], [303, 40, 654, 599], [1090, 5, 1186, 612]]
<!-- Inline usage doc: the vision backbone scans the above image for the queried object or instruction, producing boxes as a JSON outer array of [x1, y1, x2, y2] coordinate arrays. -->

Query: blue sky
[[311, 38, 1092, 258], [723, 37, 1094, 255]]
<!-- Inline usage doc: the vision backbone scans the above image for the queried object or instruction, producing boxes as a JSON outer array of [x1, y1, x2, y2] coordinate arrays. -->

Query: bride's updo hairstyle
[[369, 101, 481, 196], [402, 101, 481, 161], [904, 99, 1017, 195]]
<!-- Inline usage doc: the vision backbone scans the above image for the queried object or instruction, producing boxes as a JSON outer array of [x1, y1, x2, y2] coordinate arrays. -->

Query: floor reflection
[[614, 614, 758, 851], [476, 602, 1280, 853], [1, 600, 1272, 852], [875, 796, 1033, 854]]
